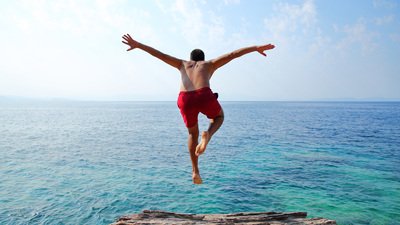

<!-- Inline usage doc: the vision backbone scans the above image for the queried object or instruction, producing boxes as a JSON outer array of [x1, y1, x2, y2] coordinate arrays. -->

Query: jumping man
[[122, 34, 275, 184]]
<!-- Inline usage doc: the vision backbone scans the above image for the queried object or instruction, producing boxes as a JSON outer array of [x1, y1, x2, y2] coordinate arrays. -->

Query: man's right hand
[[257, 44, 275, 57], [122, 34, 139, 51]]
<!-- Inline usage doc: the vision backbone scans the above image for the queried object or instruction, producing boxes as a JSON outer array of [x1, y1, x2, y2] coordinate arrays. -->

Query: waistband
[[179, 87, 212, 95]]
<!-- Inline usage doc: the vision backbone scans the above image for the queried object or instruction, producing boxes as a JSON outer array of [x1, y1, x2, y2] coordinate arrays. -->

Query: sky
[[0, 0, 399, 101]]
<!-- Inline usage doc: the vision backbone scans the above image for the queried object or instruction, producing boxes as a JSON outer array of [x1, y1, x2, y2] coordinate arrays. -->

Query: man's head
[[190, 49, 205, 61]]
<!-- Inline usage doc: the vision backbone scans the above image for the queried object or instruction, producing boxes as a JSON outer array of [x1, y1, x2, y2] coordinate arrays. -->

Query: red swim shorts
[[177, 87, 222, 128]]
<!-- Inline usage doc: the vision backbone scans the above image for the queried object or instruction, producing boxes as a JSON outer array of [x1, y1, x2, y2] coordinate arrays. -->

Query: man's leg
[[187, 123, 202, 184], [196, 109, 224, 156]]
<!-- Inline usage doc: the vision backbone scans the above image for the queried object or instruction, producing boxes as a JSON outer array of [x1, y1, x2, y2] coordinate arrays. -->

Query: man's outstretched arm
[[210, 44, 275, 73], [122, 34, 182, 70]]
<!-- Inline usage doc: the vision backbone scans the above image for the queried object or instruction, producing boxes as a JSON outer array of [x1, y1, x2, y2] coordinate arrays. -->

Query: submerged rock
[[111, 210, 337, 224]]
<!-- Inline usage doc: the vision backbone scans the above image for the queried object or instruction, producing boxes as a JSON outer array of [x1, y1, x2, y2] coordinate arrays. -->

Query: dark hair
[[190, 49, 205, 61]]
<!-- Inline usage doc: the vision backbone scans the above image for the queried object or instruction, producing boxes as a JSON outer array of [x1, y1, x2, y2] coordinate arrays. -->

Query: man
[[122, 34, 275, 184]]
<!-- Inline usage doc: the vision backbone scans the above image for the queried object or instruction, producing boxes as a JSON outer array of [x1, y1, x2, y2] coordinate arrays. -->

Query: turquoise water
[[0, 101, 399, 224]]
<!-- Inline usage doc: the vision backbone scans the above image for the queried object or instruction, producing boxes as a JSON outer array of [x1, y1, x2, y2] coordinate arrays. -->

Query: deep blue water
[[0, 101, 399, 224]]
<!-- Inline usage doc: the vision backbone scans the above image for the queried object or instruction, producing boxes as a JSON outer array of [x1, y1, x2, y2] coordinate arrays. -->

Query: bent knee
[[187, 124, 199, 136], [189, 132, 199, 139], [216, 109, 224, 118]]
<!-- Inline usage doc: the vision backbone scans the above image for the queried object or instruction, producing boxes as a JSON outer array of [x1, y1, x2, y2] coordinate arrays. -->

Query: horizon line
[[1, 95, 400, 102]]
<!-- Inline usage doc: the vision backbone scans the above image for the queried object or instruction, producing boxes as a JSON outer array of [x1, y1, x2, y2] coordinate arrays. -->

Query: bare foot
[[193, 173, 203, 184], [195, 131, 209, 156]]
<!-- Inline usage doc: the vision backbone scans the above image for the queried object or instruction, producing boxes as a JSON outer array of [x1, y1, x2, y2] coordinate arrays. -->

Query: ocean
[[0, 101, 399, 224]]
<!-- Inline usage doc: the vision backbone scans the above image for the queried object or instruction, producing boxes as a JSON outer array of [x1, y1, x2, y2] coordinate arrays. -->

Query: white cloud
[[262, 0, 320, 57], [335, 21, 380, 56], [390, 33, 400, 48], [171, 0, 205, 44], [308, 35, 332, 55], [264, 0, 317, 35], [155, 0, 168, 14], [167, 0, 228, 49], [16, 1, 95, 34], [207, 11, 226, 43], [14, 0, 153, 38], [374, 15, 394, 25], [373, 0, 397, 9], [223, 0, 240, 5]]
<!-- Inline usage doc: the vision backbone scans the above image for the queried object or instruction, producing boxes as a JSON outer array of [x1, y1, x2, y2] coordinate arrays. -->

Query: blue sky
[[1, 0, 399, 101]]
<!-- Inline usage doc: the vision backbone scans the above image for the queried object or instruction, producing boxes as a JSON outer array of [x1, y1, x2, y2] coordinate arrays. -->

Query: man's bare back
[[180, 60, 213, 92]]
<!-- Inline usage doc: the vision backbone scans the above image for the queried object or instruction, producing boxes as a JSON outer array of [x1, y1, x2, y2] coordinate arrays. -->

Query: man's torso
[[180, 61, 214, 92]]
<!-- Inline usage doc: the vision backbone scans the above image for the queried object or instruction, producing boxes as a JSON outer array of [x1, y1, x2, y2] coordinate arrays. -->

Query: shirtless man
[[122, 34, 275, 184]]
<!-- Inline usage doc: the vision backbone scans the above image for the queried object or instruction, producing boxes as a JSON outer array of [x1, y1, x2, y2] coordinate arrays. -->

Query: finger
[[263, 44, 273, 49]]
